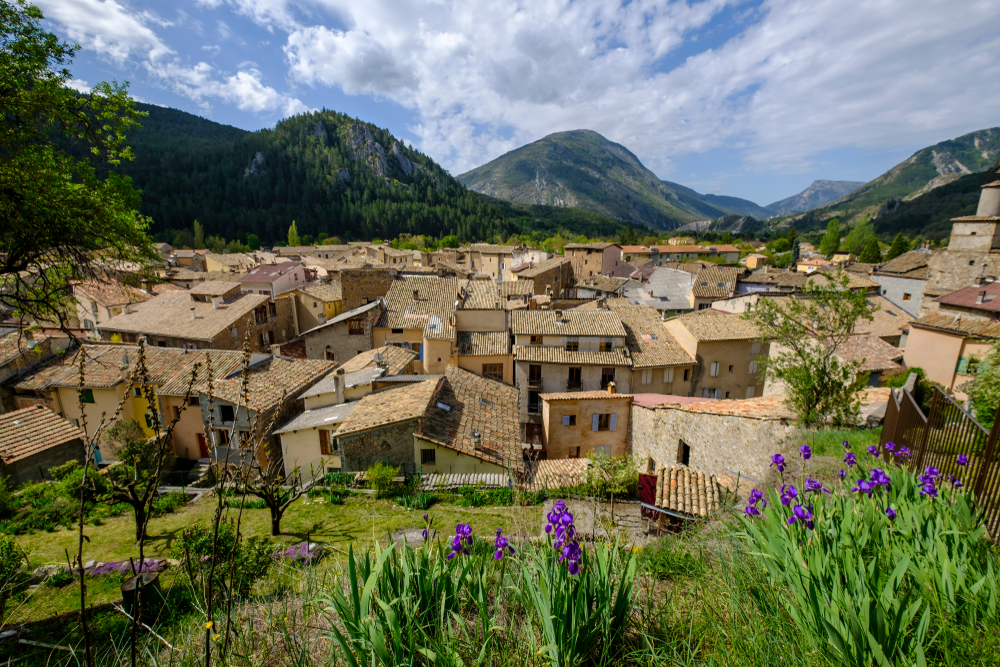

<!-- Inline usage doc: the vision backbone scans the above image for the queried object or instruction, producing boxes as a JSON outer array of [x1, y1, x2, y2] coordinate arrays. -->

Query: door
[[197, 433, 209, 458]]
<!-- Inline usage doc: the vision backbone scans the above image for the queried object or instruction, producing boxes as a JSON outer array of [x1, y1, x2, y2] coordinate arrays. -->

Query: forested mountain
[[457, 130, 763, 229], [101, 104, 624, 244]]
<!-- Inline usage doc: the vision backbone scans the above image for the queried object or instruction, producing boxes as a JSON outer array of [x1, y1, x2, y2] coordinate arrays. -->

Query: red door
[[197, 434, 209, 459]]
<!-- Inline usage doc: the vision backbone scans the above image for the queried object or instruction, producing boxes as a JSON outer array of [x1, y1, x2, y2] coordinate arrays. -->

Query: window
[[325, 346, 335, 361], [231, 327, 238, 339], [641, 369, 652, 385], [313, 302, 318, 308], [216, 429, 230, 446], [528, 390, 541, 414], [528, 364, 542, 384], [751, 341, 761, 355], [435, 401, 452, 412], [746, 386, 756, 399], [133, 387, 142, 398], [482, 363, 503, 381], [683, 369, 690, 381], [421, 448, 437, 465], [595, 445, 611, 455], [530, 335, 542, 345], [565, 338, 579, 352], [601, 367, 615, 388], [679, 440, 691, 466], [569, 446, 581, 459], [593, 413, 616, 431], [664, 368, 674, 383], [702, 388, 713, 398], [80, 389, 95, 404], [562, 415, 576, 426], [219, 405, 235, 422], [567, 366, 582, 388], [348, 318, 364, 335], [392, 328, 404, 334], [499, 262, 505, 270], [710, 362, 719, 377], [728, 364, 734, 372], [725, 391, 731, 399], [599, 341, 612, 352], [269, 302, 277, 317], [749, 360, 758, 374], [903, 293, 912, 301], [188, 396, 200, 407], [882, 289, 888, 295], [144, 413, 153, 428]]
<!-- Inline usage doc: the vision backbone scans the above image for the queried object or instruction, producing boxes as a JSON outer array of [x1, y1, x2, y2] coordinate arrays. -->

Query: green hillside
[[100, 105, 624, 245], [457, 130, 747, 229]]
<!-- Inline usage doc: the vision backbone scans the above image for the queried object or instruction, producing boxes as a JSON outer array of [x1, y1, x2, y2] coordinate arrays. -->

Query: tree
[[206, 234, 226, 253], [193, 220, 205, 249], [174, 229, 194, 249], [246, 233, 261, 251], [585, 452, 639, 523], [0, 535, 26, 623], [617, 224, 638, 246], [0, 1, 153, 330], [287, 220, 301, 247], [963, 340, 1000, 429], [236, 459, 306, 536], [843, 218, 875, 256], [744, 273, 877, 427], [791, 241, 801, 264], [858, 237, 883, 263], [320, 236, 341, 245], [819, 218, 841, 257], [103, 417, 173, 541], [226, 239, 246, 254], [885, 233, 908, 261]]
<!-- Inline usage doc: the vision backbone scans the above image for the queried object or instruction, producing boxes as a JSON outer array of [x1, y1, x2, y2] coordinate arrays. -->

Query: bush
[[45, 570, 75, 588], [366, 462, 401, 498], [175, 522, 274, 598], [322, 472, 355, 487], [396, 493, 436, 510], [454, 486, 513, 507], [152, 492, 187, 516]]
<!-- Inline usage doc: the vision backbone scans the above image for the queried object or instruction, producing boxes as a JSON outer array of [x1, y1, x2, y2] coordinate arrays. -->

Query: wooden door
[[197, 433, 209, 458]]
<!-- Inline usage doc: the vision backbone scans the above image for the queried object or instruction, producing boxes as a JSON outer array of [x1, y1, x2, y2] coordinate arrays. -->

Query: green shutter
[[956, 357, 969, 374]]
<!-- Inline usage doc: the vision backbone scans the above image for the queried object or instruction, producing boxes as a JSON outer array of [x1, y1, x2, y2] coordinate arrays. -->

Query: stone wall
[[922, 249, 1000, 315], [339, 419, 418, 472], [341, 268, 394, 311], [2, 438, 85, 485], [872, 275, 924, 318], [302, 305, 378, 362], [629, 403, 798, 484]]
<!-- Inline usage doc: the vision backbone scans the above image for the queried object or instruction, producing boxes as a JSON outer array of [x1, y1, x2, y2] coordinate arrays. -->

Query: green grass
[[798, 427, 881, 458]]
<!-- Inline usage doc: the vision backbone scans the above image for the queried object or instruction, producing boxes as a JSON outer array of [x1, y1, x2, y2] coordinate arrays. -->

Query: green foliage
[[744, 273, 877, 426], [47, 459, 80, 481], [0, 1, 154, 328], [884, 366, 941, 412], [322, 472, 355, 487], [366, 462, 401, 499], [288, 219, 301, 246], [585, 452, 639, 499], [193, 219, 205, 249], [636, 539, 708, 580], [885, 232, 909, 261], [454, 486, 513, 507], [151, 492, 187, 516], [820, 218, 841, 257], [962, 340, 1000, 429], [0, 534, 26, 619], [0, 476, 11, 517], [175, 522, 274, 599], [396, 493, 437, 511], [766, 237, 791, 253], [843, 217, 875, 256], [246, 233, 261, 250], [45, 569, 75, 588], [858, 236, 883, 263], [618, 224, 639, 246]]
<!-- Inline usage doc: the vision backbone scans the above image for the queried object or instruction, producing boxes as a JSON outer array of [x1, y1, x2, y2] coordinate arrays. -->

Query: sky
[[38, 0, 1000, 206]]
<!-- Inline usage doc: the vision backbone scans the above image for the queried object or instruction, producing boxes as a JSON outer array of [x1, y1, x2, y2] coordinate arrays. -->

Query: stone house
[[171, 249, 208, 271], [374, 276, 458, 375], [98, 281, 294, 352], [0, 406, 87, 484], [460, 244, 517, 282], [706, 245, 741, 262], [239, 261, 306, 301], [621, 245, 711, 266], [340, 267, 395, 310], [73, 279, 153, 336], [511, 257, 573, 298], [904, 310, 1000, 396], [287, 283, 343, 335], [665, 309, 768, 400], [0, 332, 64, 410], [541, 389, 631, 459], [743, 253, 768, 270], [204, 252, 256, 274], [691, 266, 743, 310], [300, 299, 382, 362], [872, 249, 931, 318], [563, 242, 626, 278], [573, 275, 629, 298]]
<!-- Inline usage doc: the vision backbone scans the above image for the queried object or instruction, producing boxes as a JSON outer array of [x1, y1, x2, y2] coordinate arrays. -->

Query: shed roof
[[274, 401, 358, 434], [0, 406, 85, 464], [99, 290, 269, 341], [337, 345, 417, 376], [937, 282, 1000, 313], [335, 378, 441, 437]]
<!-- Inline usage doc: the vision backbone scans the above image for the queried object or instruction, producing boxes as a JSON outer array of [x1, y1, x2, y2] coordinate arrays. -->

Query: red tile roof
[[0, 406, 85, 463], [937, 282, 1000, 313]]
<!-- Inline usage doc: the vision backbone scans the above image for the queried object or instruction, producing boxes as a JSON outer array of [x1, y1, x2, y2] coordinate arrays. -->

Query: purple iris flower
[[747, 489, 763, 506], [957, 454, 968, 466], [780, 485, 798, 506], [800, 445, 812, 460], [946, 475, 964, 488], [422, 515, 434, 540], [924, 467, 940, 479], [851, 480, 874, 497], [885, 442, 896, 453], [545, 499, 582, 574], [805, 478, 830, 494], [770, 454, 786, 473], [894, 447, 912, 462], [787, 504, 815, 530], [842, 440, 850, 449], [845, 452, 858, 468], [886, 508, 897, 519], [867, 445, 880, 457], [744, 505, 761, 520], [870, 468, 891, 488], [838, 469, 847, 480], [920, 483, 938, 498], [493, 528, 515, 560], [447, 524, 473, 559]]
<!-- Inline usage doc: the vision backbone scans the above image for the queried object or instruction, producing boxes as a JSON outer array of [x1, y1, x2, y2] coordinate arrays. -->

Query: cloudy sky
[[39, 0, 1000, 205]]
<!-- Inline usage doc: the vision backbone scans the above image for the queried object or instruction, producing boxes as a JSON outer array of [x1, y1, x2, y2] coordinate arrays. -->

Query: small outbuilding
[[0, 406, 87, 484]]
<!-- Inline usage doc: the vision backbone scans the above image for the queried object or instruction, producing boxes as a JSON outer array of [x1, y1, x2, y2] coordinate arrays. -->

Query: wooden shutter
[[610, 414, 617, 431], [562, 415, 570, 426], [592, 414, 599, 431], [319, 429, 330, 455]]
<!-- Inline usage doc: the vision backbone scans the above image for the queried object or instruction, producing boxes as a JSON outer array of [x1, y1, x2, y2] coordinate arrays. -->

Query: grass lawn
[[14, 493, 545, 567]]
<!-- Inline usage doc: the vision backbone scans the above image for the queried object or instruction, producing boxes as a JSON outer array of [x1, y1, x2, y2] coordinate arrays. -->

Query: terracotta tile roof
[[73, 279, 151, 308], [601, 300, 696, 367], [910, 312, 1000, 339], [707, 244, 741, 253], [874, 249, 931, 280], [415, 366, 523, 472], [457, 331, 510, 356], [742, 268, 877, 291], [100, 290, 269, 341], [499, 281, 534, 298], [516, 257, 569, 278], [335, 377, 441, 437], [0, 331, 45, 367], [563, 242, 618, 250], [167, 269, 233, 283], [950, 215, 1000, 222], [540, 390, 632, 400], [198, 357, 335, 413], [377, 276, 460, 340], [621, 245, 709, 254], [674, 309, 762, 341], [844, 262, 877, 276], [651, 467, 724, 516], [692, 266, 742, 298], [937, 282, 1000, 313], [856, 296, 914, 338], [12, 351, 81, 392], [189, 281, 242, 296], [0, 406, 85, 464], [460, 243, 517, 255], [400, 265, 438, 274], [834, 334, 904, 372], [240, 261, 302, 284], [158, 350, 245, 396], [206, 252, 255, 268], [522, 458, 589, 488], [671, 395, 796, 420], [514, 345, 631, 366], [510, 309, 626, 337], [574, 275, 629, 293], [150, 283, 184, 295], [631, 393, 712, 408], [298, 282, 342, 302], [419, 472, 511, 490], [430, 258, 474, 277], [459, 281, 529, 310], [337, 345, 417, 376]]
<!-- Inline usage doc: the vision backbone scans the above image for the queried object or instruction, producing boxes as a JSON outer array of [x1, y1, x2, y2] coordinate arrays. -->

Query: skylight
[[435, 401, 452, 412]]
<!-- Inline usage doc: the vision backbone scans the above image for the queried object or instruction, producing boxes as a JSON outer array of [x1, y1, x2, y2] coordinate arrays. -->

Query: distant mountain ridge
[[765, 180, 865, 216], [457, 130, 764, 229]]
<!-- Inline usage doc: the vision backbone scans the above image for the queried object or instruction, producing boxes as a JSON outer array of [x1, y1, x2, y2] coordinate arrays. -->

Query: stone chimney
[[413, 289, 420, 300], [554, 309, 563, 321], [211, 295, 224, 310], [270, 343, 282, 357], [976, 181, 1000, 218], [119, 353, 130, 382], [607, 381, 616, 395], [977, 290, 986, 304], [190, 306, 196, 320], [334, 368, 345, 405], [473, 430, 482, 451]]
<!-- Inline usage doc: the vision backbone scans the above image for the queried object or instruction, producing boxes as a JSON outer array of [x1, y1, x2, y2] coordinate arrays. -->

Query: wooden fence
[[880, 386, 1000, 539]]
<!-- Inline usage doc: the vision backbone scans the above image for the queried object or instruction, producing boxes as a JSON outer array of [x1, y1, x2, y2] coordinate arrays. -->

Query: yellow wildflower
[[205, 621, 214, 629]]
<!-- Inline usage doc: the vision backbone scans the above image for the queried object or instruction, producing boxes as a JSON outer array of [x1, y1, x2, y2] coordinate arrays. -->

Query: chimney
[[334, 368, 345, 405], [473, 430, 482, 451], [212, 295, 223, 310], [413, 289, 419, 300], [119, 353, 130, 381], [607, 381, 616, 395], [190, 306, 196, 320], [554, 309, 563, 321], [270, 343, 282, 357], [977, 290, 986, 304], [975, 180, 1000, 218]]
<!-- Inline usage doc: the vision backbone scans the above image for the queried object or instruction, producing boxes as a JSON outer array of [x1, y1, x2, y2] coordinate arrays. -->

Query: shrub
[[176, 522, 274, 598], [366, 462, 400, 498], [322, 472, 355, 487], [396, 493, 436, 510], [45, 570, 75, 588], [152, 492, 187, 516]]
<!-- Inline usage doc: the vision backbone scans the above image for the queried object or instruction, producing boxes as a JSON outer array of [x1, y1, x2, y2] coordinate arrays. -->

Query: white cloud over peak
[[36, 0, 174, 65], [65, 78, 93, 94]]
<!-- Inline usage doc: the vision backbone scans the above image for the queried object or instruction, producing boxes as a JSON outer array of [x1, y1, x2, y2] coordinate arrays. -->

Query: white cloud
[[276, 0, 1000, 176], [36, 0, 174, 65], [65, 78, 92, 94]]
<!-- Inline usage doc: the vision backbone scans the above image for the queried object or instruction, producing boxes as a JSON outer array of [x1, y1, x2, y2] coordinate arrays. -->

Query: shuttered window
[[710, 362, 719, 377], [663, 368, 674, 383]]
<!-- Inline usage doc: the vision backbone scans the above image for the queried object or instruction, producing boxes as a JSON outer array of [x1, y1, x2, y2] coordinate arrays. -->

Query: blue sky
[[39, 0, 1000, 206]]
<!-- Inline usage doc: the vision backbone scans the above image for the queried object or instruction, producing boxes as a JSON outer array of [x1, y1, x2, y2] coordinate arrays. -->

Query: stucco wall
[[873, 275, 924, 318], [629, 404, 798, 483], [57, 385, 133, 454], [163, 395, 208, 460], [423, 338, 452, 375], [340, 419, 418, 472], [413, 438, 506, 475], [279, 427, 339, 477], [542, 397, 630, 458], [515, 361, 633, 421], [903, 326, 965, 390], [456, 354, 513, 384], [455, 310, 507, 331]]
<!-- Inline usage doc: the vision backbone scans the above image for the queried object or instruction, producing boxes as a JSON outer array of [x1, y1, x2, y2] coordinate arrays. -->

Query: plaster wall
[[542, 397, 630, 459], [902, 326, 965, 390], [413, 438, 506, 475]]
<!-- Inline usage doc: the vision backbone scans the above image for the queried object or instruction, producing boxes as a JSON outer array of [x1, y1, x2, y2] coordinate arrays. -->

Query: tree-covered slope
[[105, 105, 624, 244], [457, 129, 749, 229]]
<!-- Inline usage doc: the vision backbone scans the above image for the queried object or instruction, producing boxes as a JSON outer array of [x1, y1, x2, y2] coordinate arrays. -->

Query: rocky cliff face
[[765, 180, 865, 216]]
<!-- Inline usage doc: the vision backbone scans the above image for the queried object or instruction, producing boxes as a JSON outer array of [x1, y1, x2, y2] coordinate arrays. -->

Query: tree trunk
[[270, 508, 281, 536], [133, 504, 146, 543]]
